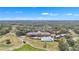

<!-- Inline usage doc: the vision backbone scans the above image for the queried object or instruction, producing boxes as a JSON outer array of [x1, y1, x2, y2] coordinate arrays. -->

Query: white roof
[[60, 34, 66, 36], [41, 37, 54, 42], [56, 34, 66, 37]]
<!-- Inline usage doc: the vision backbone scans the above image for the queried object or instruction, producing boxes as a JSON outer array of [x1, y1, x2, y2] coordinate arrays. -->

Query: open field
[[14, 44, 45, 51], [25, 37, 60, 51]]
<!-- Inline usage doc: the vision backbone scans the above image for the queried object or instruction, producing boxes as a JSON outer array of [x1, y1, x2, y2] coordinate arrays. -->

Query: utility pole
[[43, 42, 47, 48]]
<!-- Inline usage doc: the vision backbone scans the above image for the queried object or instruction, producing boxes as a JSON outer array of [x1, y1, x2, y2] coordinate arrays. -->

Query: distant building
[[27, 31, 51, 37], [60, 34, 66, 37], [41, 37, 54, 42], [55, 34, 67, 38]]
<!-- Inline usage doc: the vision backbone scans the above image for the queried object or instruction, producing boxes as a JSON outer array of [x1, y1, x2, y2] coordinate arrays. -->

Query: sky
[[0, 7, 79, 20]]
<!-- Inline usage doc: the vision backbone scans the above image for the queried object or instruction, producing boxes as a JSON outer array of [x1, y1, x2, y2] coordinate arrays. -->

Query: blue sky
[[0, 7, 79, 20]]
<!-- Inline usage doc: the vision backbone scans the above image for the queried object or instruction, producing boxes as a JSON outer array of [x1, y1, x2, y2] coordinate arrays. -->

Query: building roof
[[60, 34, 66, 37], [41, 37, 54, 42], [27, 31, 51, 36], [27, 32, 38, 35], [55, 34, 67, 38]]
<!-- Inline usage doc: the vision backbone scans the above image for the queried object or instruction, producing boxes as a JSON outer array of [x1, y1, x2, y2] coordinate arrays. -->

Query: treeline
[[58, 38, 79, 51], [0, 24, 12, 35]]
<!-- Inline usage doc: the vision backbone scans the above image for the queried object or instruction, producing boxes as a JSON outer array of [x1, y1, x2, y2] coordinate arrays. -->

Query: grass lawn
[[25, 37, 60, 51], [14, 44, 45, 51], [47, 42, 59, 51]]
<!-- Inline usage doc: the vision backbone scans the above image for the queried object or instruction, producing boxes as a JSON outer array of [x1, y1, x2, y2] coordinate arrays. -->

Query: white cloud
[[41, 12, 49, 15], [66, 13, 73, 16], [65, 13, 79, 16], [41, 12, 59, 16]]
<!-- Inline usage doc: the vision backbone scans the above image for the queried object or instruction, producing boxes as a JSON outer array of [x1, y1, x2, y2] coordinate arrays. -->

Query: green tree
[[67, 39, 75, 47], [73, 43, 79, 51], [58, 38, 69, 51]]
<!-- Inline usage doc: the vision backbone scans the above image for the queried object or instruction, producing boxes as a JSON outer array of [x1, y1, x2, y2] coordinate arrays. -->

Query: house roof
[[56, 34, 67, 38], [41, 37, 54, 42], [27, 31, 50, 36]]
